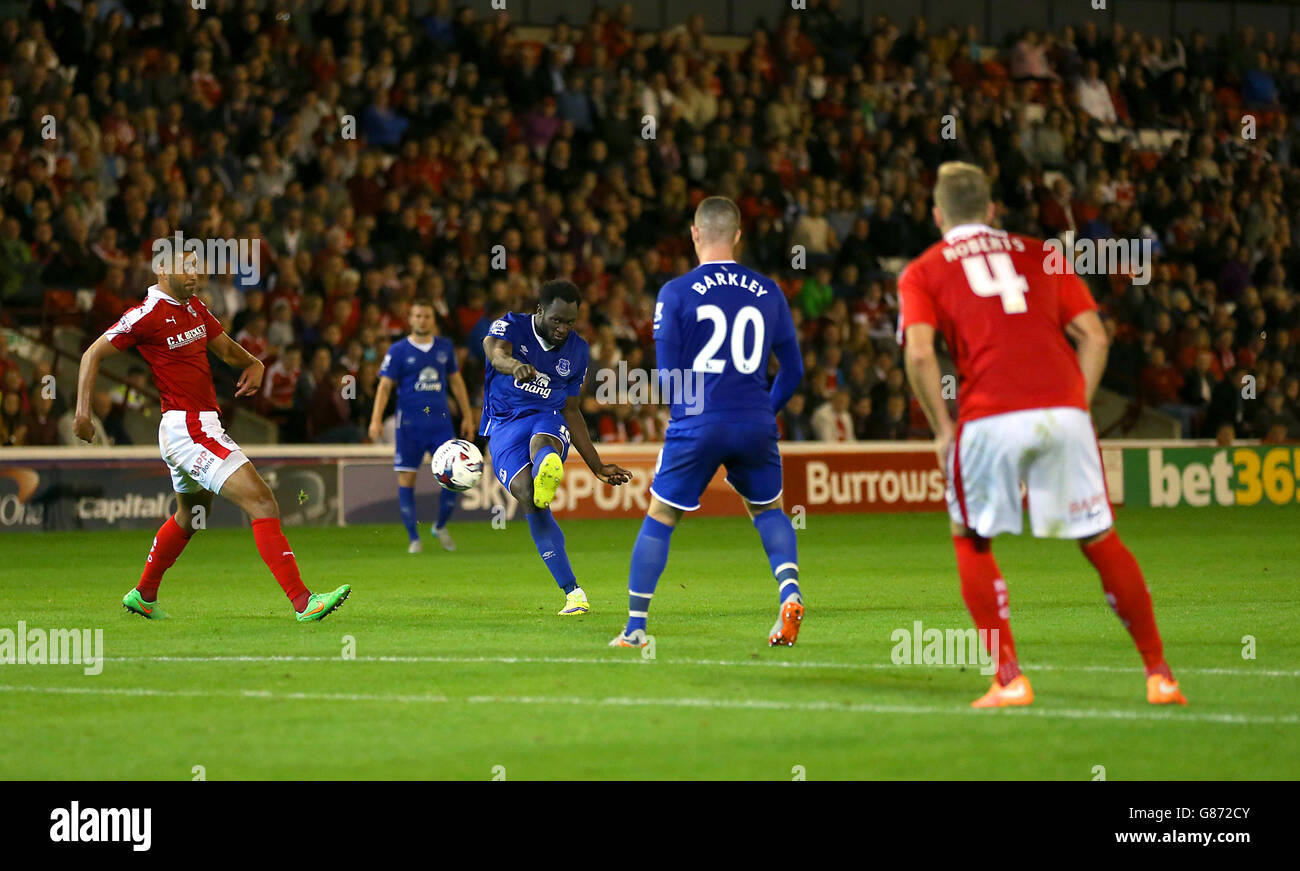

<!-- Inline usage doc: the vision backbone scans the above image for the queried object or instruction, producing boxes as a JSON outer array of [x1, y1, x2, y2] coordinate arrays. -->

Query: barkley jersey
[[480, 311, 588, 435], [104, 285, 223, 413], [655, 259, 799, 426], [897, 223, 1097, 424], [379, 335, 458, 430]]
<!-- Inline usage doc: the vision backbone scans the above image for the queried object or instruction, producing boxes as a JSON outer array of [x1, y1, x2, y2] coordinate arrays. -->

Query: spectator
[[308, 363, 363, 442], [58, 391, 112, 445], [780, 392, 813, 441], [1254, 389, 1300, 439], [811, 389, 855, 442], [874, 393, 913, 441], [24, 390, 60, 446], [1076, 60, 1117, 124], [1180, 350, 1219, 436], [263, 344, 303, 439], [0, 391, 26, 445]]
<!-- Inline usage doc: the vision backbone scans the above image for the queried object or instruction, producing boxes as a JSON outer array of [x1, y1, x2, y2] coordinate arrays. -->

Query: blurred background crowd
[[1, 0, 1299, 447]]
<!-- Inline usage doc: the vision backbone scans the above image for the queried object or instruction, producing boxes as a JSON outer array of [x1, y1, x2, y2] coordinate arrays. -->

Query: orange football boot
[[1146, 674, 1188, 705], [768, 598, 805, 647], [971, 674, 1034, 708]]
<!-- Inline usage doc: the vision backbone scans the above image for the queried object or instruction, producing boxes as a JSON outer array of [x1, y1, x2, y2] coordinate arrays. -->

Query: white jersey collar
[[146, 284, 186, 306], [530, 314, 557, 351], [943, 223, 1005, 243]]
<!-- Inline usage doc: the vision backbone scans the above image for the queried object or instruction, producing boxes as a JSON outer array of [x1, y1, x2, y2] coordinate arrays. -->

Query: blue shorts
[[394, 423, 455, 472], [651, 420, 783, 511], [485, 411, 571, 488]]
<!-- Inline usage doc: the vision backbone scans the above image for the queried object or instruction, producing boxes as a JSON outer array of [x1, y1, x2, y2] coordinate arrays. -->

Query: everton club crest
[[555, 358, 571, 377]]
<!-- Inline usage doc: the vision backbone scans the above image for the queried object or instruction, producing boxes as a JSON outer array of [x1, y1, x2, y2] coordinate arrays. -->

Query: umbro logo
[[519, 345, 528, 354]]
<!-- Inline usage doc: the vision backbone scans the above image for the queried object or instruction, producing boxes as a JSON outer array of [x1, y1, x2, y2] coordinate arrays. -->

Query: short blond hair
[[933, 162, 992, 227], [694, 196, 741, 245]]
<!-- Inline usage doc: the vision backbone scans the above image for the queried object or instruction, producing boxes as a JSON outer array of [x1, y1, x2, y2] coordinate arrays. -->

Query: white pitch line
[[93, 654, 1300, 678], [0, 683, 1294, 726]]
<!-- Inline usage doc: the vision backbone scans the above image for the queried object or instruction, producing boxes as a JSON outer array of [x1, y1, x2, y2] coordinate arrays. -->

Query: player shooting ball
[[899, 162, 1184, 708], [74, 247, 351, 622], [480, 279, 632, 615]]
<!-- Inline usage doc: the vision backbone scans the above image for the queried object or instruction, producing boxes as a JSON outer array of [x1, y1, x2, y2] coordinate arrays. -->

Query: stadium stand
[[0, 0, 1297, 446]]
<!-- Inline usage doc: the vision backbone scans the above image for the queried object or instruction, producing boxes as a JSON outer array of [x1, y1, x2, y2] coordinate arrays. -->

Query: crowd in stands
[[1, 0, 1299, 447]]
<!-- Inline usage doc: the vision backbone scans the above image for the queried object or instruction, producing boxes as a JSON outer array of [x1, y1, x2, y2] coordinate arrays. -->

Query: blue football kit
[[379, 334, 461, 541], [620, 258, 805, 643], [649, 259, 803, 510], [479, 311, 589, 488], [380, 335, 459, 471]]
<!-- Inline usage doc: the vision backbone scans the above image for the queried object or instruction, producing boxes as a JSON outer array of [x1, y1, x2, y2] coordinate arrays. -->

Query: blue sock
[[753, 508, 800, 603], [533, 444, 558, 471], [435, 488, 457, 530], [626, 516, 674, 635], [525, 509, 577, 593], [398, 485, 418, 541]]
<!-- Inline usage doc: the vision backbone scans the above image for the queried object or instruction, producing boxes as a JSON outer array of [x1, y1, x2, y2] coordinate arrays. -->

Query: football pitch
[[1, 506, 1295, 780]]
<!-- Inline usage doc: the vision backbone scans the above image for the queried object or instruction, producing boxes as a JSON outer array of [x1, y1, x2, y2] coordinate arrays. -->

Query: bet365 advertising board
[[1123, 446, 1300, 508]]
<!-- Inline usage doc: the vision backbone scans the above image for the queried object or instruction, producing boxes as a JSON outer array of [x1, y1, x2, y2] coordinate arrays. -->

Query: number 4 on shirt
[[961, 252, 1030, 314]]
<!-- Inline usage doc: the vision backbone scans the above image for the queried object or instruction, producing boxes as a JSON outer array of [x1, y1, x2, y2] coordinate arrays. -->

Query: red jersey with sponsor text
[[104, 285, 224, 413], [897, 224, 1097, 423]]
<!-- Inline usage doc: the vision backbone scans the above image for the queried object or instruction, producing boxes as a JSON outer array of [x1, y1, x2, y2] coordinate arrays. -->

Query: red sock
[[251, 518, 311, 611], [137, 516, 192, 602], [953, 536, 1021, 686], [1083, 532, 1171, 679]]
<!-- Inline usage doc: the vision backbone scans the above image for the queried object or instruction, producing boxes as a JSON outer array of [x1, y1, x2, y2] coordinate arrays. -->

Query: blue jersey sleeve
[[653, 281, 683, 375], [566, 345, 588, 398], [378, 342, 402, 381], [768, 296, 803, 413]]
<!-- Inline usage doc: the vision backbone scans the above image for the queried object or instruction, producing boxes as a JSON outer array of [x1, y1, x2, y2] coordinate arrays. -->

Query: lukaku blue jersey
[[379, 335, 458, 431], [655, 260, 802, 428], [480, 311, 589, 436]]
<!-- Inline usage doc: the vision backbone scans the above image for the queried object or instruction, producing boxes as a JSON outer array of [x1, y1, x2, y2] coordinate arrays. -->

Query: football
[[431, 439, 484, 492]]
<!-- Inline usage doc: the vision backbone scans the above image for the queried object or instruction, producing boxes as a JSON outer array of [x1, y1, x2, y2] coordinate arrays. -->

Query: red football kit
[[100, 284, 313, 613], [897, 223, 1097, 423], [104, 285, 224, 413], [897, 222, 1175, 699]]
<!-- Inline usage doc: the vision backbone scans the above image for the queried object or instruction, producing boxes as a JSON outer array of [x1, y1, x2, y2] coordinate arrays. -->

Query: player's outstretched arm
[[73, 334, 120, 442], [368, 376, 394, 442], [483, 336, 535, 382], [208, 332, 264, 397], [903, 323, 955, 461], [1066, 309, 1109, 406], [562, 395, 631, 486]]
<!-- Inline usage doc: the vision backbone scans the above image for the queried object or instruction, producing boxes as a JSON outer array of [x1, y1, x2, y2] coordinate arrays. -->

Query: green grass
[[0, 507, 1296, 780]]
